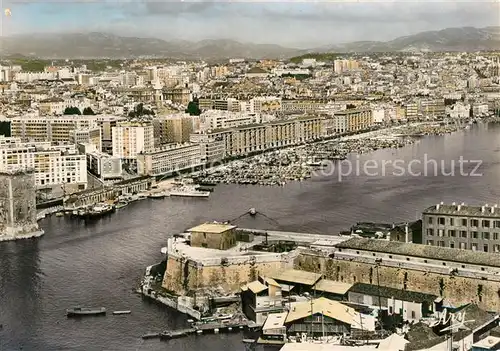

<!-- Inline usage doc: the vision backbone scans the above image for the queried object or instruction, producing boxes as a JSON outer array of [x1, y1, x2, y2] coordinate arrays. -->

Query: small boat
[[112, 310, 131, 315], [142, 332, 160, 339], [66, 307, 106, 317], [55, 212, 64, 217], [115, 201, 128, 209]]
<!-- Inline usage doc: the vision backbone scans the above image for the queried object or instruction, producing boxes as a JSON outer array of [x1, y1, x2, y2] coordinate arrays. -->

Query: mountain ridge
[[0, 26, 498, 60]]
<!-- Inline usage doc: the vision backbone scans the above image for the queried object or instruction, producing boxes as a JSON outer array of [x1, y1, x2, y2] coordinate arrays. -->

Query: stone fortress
[[0, 169, 43, 241]]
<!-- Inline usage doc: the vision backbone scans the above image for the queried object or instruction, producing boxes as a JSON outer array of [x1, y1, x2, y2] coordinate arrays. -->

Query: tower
[[0, 169, 43, 241]]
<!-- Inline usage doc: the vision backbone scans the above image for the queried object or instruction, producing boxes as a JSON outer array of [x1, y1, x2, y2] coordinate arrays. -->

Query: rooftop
[[285, 297, 355, 325], [246, 280, 268, 294], [336, 237, 500, 268], [348, 282, 437, 304], [314, 280, 352, 296], [270, 269, 322, 286], [188, 223, 236, 234], [262, 312, 287, 331], [423, 203, 500, 218]]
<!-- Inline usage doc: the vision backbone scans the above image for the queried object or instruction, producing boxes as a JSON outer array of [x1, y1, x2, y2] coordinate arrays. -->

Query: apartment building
[[200, 110, 261, 131], [69, 127, 102, 152], [87, 151, 122, 182], [281, 100, 327, 113], [137, 143, 203, 177], [198, 98, 240, 112], [189, 133, 225, 163], [333, 59, 359, 73], [405, 103, 419, 121], [210, 116, 323, 157], [419, 99, 446, 119], [95, 115, 127, 154], [331, 108, 373, 133], [0, 137, 87, 193], [11, 115, 99, 143], [422, 203, 500, 253], [152, 114, 196, 145], [112, 122, 154, 161]]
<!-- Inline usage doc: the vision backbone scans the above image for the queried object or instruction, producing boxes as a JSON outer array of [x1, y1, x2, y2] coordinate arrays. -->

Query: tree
[[128, 103, 154, 118], [63, 106, 81, 115], [185, 101, 201, 116], [82, 107, 95, 115]]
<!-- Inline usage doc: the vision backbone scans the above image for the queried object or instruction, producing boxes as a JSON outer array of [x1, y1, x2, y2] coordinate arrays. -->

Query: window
[[471, 219, 479, 227], [494, 233, 499, 240], [450, 242, 455, 249], [439, 241, 445, 247], [411, 311, 416, 319], [460, 231, 467, 238], [495, 221, 500, 228], [483, 232, 490, 240], [450, 218, 455, 226], [448, 230, 456, 237], [471, 243, 478, 251], [462, 218, 468, 226], [495, 245, 500, 253], [483, 220, 491, 228], [428, 217, 434, 224], [484, 244, 489, 252], [460, 242, 467, 250], [439, 217, 445, 225], [438, 229, 444, 237], [427, 229, 434, 236], [472, 231, 479, 239]]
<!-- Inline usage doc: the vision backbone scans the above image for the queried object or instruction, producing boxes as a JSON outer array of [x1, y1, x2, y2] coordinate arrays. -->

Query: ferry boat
[[66, 307, 106, 317], [169, 186, 210, 198], [149, 191, 168, 199]]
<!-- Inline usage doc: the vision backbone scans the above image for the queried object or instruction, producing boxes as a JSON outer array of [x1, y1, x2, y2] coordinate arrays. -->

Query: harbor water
[[2, 123, 500, 351]]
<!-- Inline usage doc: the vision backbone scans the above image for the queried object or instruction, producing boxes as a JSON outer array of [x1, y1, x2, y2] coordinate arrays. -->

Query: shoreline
[[0, 229, 45, 242]]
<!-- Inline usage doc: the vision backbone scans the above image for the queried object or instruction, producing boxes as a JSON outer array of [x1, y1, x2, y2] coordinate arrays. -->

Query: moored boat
[[115, 201, 128, 209], [66, 307, 106, 317], [169, 186, 210, 198]]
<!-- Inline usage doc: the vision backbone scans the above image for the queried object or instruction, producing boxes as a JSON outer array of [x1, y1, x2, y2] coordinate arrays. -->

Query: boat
[[142, 332, 160, 339], [55, 212, 64, 217], [149, 191, 168, 199], [86, 203, 115, 218], [169, 186, 210, 198], [115, 201, 128, 209], [66, 307, 106, 317], [112, 310, 131, 315], [137, 192, 148, 200]]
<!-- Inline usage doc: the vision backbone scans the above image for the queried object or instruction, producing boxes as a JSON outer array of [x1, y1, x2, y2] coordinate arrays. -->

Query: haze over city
[[1, 0, 499, 47]]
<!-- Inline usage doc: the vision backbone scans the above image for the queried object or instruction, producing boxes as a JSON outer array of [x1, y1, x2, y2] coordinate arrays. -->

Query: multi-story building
[[405, 103, 419, 121], [331, 108, 373, 133], [137, 143, 203, 177], [112, 122, 154, 161], [200, 111, 261, 131], [418, 99, 446, 119], [422, 203, 500, 253], [198, 98, 241, 112], [0, 137, 87, 193], [210, 116, 323, 157], [10, 115, 99, 143], [162, 85, 191, 105], [95, 115, 127, 154], [86, 151, 122, 182], [189, 133, 226, 163], [281, 100, 327, 114], [152, 114, 196, 145], [333, 59, 359, 73], [69, 127, 102, 152]]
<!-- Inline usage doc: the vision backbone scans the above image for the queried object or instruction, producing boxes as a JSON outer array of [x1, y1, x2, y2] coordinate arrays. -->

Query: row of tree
[[63, 107, 95, 115]]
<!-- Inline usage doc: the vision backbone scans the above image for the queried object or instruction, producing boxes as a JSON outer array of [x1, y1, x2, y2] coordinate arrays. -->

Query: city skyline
[[1, 0, 498, 47]]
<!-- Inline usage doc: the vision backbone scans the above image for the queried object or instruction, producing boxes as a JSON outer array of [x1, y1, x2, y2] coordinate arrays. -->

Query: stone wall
[[162, 253, 293, 296], [295, 252, 500, 312]]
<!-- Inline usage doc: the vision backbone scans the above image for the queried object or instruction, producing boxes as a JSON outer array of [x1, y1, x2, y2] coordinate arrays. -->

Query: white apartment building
[[87, 151, 122, 182], [112, 122, 154, 161], [70, 127, 102, 152], [137, 143, 203, 177], [10, 115, 99, 143], [0, 137, 87, 193], [200, 110, 262, 131]]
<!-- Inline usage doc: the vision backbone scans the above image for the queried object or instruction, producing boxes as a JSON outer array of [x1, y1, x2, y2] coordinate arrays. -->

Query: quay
[[157, 320, 259, 341]]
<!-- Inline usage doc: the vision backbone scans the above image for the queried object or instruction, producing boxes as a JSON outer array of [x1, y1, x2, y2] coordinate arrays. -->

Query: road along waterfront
[[1, 122, 500, 350]]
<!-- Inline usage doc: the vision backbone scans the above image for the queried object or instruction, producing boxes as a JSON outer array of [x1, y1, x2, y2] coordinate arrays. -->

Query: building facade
[[112, 122, 154, 161], [69, 127, 102, 152], [136, 143, 203, 177], [422, 203, 500, 253], [331, 108, 373, 133], [0, 139, 87, 192]]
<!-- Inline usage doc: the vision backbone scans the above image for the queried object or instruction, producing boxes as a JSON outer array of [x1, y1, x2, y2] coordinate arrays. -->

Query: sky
[[1, 0, 499, 47]]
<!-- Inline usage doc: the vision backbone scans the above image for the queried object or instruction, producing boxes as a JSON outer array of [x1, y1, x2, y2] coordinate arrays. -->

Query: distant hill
[[0, 27, 498, 60], [317, 27, 500, 53], [0, 32, 301, 60]]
